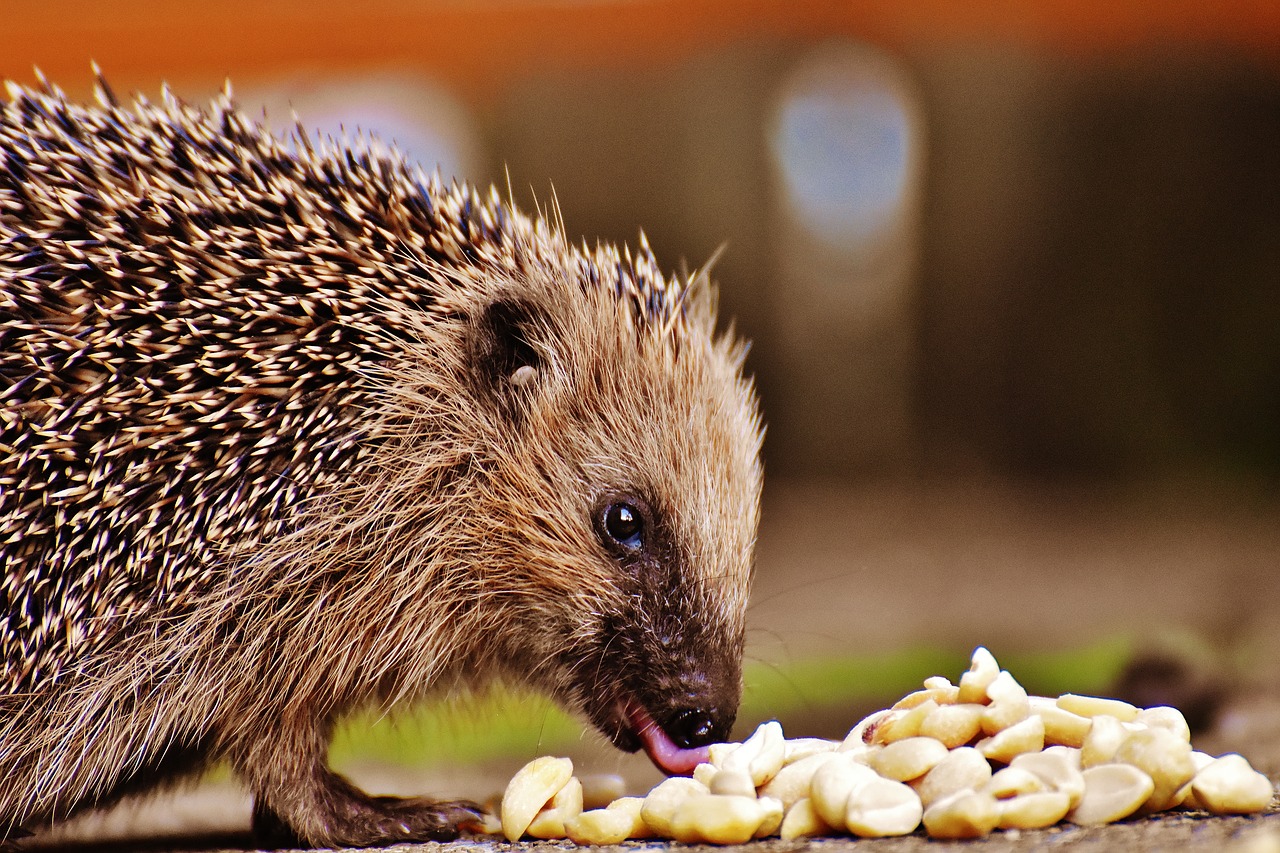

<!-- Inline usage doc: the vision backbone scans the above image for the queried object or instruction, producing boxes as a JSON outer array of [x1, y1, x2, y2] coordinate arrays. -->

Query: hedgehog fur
[[0, 74, 763, 847]]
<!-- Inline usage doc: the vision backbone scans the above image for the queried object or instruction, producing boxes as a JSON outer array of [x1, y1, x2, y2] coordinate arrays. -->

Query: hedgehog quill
[[0, 75, 763, 847]]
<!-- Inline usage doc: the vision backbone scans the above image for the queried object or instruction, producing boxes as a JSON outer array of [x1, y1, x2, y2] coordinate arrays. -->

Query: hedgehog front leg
[[250, 773, 481, 848], [233, 718, 481, 848]]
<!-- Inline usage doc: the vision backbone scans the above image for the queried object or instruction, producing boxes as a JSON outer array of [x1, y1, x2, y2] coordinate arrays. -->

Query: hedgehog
[[0, 73, 763, 848]]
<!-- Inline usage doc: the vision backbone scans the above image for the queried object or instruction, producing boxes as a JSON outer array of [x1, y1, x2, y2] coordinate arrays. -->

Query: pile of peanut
[[497, 647, 1275, 843]]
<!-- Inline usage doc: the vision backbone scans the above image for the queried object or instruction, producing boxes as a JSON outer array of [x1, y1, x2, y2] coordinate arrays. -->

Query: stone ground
[[23, 476, 1280, 852]]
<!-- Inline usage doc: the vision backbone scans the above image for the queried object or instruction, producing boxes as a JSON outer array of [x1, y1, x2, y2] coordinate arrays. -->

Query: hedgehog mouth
[[609, 696, 710, 776]]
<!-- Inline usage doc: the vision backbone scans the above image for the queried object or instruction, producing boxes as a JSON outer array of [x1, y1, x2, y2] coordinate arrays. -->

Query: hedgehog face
[[461, 260, 763, 774]]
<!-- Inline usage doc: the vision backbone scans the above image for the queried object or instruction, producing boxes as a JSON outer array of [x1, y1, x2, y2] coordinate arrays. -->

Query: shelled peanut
[[496, 647, 1276, 843]]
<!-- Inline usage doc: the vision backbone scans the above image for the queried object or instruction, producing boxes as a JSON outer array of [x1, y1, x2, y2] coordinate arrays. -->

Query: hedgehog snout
[[661, 704, 733, 749], [639, 647, 740, 744]]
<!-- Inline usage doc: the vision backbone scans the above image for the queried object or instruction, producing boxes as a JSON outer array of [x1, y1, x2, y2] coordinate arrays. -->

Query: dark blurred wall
[[917, 50, 1280, 478], [479, 44, 1280, 482]]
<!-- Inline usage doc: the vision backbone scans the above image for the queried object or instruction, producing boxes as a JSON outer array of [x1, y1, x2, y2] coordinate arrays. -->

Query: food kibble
[[495, 647, 1276, 843]]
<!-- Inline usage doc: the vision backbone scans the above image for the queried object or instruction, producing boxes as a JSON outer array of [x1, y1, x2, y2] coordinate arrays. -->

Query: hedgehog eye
[[595, 496, 652, 558], [604, 503, 644, 550]]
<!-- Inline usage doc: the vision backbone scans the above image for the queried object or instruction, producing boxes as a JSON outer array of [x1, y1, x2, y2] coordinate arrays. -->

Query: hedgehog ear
[[471, 299, 545, 409]]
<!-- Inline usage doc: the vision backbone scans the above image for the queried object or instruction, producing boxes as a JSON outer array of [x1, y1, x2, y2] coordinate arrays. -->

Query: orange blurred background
[[6, 2, 1280, 102]]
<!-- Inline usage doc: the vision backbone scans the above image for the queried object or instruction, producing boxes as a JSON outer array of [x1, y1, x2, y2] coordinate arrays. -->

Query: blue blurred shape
[[771, 43, 917, 255]]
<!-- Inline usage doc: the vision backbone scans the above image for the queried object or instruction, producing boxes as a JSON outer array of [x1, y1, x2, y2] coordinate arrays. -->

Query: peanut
[[957, 646, 1000, 704], [977, 714, 1045, 763], [708, 768, 756, 798], [922, 789, 1000, 839], [997, 790, 1072, 829], [841, 708, 892, 750], [723, 720, 786, 787], [1136, 705, 1191, 743], [1113, 726, 1194, 812], [876, 700, 936, 743], [1057, 693, 1140, 722], [780, 797, 833, 840], [1030, 695, 1092, 748], [981, 670, 1031, 735], [759, 752, 839, 809], [923, 675, 956, 691], [669, 795, 765, 844], [913, 746, 992, 808], [983, 766, 1045, 799], [492, 644, 1267, 845], [844, 775, 924, 837], [754, 796, 785, 837], [783, 737, 839, 764], [1068, 764, 1155, 825], [565, 797, 649, 845], [1011, 748, 1085, 808], [640, 776, 709, 836], [1081, 713, 1127, 767], [870, 736, 949, 782], [920, 702, 984, 748], [810, 754, 879, 828], [708, 741, 738, 768], [1191, 753, 1276, 815], [893, 689, 940, 711], [895, 675, 961, 709], [525, 775, 582, 839], [1043, 745, 1083, 765], [500, 755, 574, 841], [477, 811, 503, 835], [1178, 750, 1217, 810], [580, 773, 627, 810], [921, 678, 961, 706]]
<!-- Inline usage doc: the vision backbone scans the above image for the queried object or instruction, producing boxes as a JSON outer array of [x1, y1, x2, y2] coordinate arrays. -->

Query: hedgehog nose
[[665, 707, 726, 749]]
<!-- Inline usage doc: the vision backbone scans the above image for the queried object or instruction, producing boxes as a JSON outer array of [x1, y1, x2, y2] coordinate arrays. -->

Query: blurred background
[[5, 0, 1280, 843]]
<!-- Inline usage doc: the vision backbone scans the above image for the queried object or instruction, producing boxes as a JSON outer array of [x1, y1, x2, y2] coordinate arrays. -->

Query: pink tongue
[[625, 701, 710, 776]]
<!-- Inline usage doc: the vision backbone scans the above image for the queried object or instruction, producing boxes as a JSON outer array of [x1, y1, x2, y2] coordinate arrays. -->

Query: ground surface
[[24, 477, 1280, 851], [378, 814, 1280, 852], [27, 811, 1280, 852]]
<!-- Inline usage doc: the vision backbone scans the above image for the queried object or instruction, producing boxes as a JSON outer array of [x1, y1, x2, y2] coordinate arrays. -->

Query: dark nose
[[664, 707, 730, 749]]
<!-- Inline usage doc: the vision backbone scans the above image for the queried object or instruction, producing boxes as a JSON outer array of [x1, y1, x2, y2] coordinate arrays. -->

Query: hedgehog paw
[[253, 783, 482, 848]]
